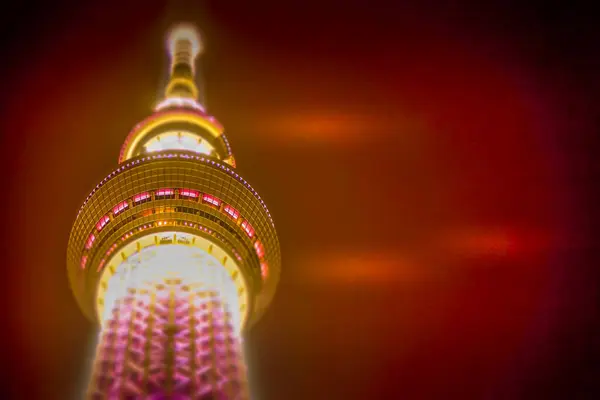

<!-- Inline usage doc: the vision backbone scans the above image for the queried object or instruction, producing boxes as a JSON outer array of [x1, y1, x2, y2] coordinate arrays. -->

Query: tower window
[[96, 215, 110, 231], [223, 205, 240, 220], [85, 234, 96, 249], [179, 188, 200, 199], [202, 194, 221, 207], [133, 192, 151, 204], [241, 220, 255, 238], [155, 188, 175, 198], [113, 201, 129, 216]]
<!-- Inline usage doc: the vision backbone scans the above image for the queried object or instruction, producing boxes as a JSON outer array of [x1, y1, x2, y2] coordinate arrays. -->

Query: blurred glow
[[254, 240, 265, 258], [155, 97, 205, 112], [144, 131, 215, 156], [167, 23, 202, 59], [260, 262, 269, 279], [119, 113, 223, 163], [295, 251, 423, 284], [103, 243, 241, 331]]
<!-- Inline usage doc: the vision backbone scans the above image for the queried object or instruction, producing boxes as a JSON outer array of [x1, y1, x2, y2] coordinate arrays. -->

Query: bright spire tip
[[167, 23, 202, 58]]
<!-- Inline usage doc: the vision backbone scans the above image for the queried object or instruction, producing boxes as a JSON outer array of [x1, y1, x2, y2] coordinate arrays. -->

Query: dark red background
[[1, 1, 598, 398]]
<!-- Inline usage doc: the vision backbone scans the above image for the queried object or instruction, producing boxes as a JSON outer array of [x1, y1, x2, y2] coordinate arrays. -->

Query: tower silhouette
[[66, 24, 280, 399]]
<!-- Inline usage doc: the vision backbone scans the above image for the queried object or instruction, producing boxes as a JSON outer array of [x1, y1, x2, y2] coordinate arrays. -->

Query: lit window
[[260, 262, 269, 279], [80, 255, 88, 269], [254, 240, 265, 258], [223, 205, 239, 220], [155, 188, 174, 197], [96, 215, 110, 231], [133, 192, 151, 203], [202, 194, 221, 207], [241, 220, 255, 238], [85, 234, 96, 249], [113, 201, 129, 215], [179, 188, 199, 199]]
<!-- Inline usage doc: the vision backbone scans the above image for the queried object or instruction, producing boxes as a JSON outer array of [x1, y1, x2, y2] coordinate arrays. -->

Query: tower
[[66, 24, 281, 398]]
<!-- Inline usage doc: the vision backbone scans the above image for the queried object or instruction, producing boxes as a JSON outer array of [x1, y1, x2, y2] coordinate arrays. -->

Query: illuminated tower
[[66, 24, 280, 399]]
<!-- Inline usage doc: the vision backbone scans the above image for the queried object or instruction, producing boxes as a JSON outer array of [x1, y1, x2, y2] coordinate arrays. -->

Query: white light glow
[[155, 97, 205, 112], [103, 241, 241, 331], [144, 131, 215, 156]]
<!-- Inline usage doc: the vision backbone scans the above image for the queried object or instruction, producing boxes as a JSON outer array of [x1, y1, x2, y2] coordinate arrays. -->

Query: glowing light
[[143, 131, 216, 156], [112, 201, 129, 216], [254, 240, 265, 258], [261, 262, 269, 279], [119, 112, 224, 162], [96, 215, 110, 231], [155, 188, 174, 197], [179, 188, 199, 198], [241, 220, 255, 238], [224, 205, 240, 220], [202, 194, 221, 207], [167, 23, 202, 59], [80, 255, 88, 269], [85, 234, 96, 250], [133, 192, 150, 203], [155, 97, 204, 112]]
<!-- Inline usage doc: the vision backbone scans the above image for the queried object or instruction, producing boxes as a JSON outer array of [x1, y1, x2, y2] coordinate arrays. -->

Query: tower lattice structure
[[66, 24, 281, 399]]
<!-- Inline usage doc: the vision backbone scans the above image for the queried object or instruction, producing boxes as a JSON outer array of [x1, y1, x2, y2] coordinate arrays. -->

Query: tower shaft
[[88, 279, 249, 399]]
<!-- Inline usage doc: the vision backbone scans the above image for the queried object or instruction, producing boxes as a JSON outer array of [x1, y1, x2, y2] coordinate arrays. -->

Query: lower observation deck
[[67, 151, 280, 329]]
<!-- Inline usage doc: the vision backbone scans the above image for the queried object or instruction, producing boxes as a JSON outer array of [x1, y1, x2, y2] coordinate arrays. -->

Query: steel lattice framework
[[67, 24, 280, 399]]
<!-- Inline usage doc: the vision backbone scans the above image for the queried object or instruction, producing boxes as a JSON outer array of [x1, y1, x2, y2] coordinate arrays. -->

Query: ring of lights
[[67, 150, 280, 328]]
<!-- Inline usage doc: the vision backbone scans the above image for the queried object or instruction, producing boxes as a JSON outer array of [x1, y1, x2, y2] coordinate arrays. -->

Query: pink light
[[133, 192, 151, 203], [254, 240, 265, 258], [179, 188, 199, 198], [80, 255, 88, 269], [156, 188, 174, 196], [241, 220, 255, 238], [113, 201, 129, 216], [96, 215, 110, 231], [86, 234, 96, 249], [260, 262, 269, 279], [223, 205, 239, 220], [202, 194, 221, 207]]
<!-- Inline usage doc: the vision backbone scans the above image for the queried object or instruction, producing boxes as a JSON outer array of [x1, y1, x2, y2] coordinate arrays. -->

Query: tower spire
[[165, 23, 202, 100]]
